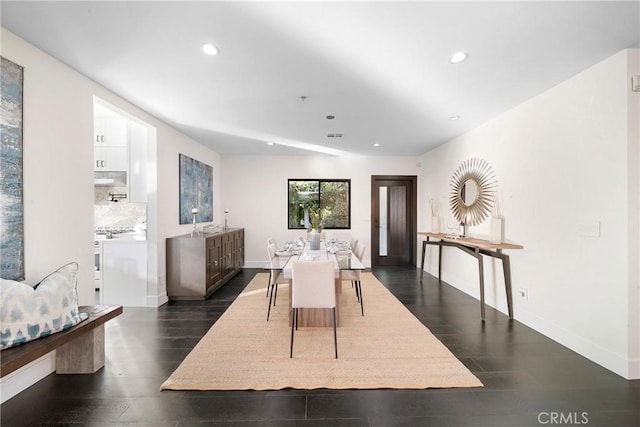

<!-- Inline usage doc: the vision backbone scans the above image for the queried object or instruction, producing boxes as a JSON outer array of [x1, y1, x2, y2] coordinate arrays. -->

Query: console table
[[418, 232, 523, 320]]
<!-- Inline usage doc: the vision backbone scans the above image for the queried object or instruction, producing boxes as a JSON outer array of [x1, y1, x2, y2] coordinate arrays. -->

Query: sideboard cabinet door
[[206, 235, 222, 291]]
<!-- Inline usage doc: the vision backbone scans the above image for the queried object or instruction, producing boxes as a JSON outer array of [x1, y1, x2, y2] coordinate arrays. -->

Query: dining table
[[265, 239, 365, 327]]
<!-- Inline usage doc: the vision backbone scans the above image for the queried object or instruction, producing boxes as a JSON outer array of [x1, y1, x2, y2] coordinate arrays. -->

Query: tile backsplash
[[95, 186, 146, 228]]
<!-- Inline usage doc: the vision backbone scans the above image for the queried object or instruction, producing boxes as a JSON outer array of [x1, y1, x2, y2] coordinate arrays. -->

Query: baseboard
[[517, 310, 633, 379], [422, 264, 636, 380], [147, 292, 169, 307], [0, 351, 56, 404], [628, 357, 640, 379]]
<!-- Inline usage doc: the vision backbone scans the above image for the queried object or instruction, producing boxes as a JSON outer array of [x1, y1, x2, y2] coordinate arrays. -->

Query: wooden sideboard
[[166, 228, 244, 300]]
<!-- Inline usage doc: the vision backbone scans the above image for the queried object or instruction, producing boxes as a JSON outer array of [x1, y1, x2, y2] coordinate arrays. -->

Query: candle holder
[[191, 207, 199, 236], [224, 209, 229, 230]]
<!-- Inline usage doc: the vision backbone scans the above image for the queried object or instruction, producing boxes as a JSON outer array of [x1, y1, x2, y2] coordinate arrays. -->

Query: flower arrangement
[[308, 208, 323, 232], [428, 198, 438, 217], [428, 197, 440, 233], [490, 191, 504, 243]]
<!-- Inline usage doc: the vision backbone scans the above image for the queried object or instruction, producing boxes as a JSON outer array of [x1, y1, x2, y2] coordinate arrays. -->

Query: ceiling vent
[[327, 133, 344, 138]]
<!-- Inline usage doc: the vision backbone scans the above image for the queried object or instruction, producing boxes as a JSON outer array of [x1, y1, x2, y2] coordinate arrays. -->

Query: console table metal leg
[[479, 248, 515, 320], [476, 250, 486, 320], [438, 245, 442, 281], [420, 240, 427, 281], [501, 252, 514, 319]]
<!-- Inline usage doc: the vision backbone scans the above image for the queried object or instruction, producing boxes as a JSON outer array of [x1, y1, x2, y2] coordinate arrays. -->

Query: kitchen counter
[[96, 232, 146, 242], [98, 236, 148, 307]]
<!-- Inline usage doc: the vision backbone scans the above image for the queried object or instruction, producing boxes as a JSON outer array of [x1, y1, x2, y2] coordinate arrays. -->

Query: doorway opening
[[93, 97, 158, 307]]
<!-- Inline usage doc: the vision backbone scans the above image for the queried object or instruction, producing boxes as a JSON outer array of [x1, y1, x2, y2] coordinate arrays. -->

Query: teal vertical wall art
[[0, 56, 24, 280]]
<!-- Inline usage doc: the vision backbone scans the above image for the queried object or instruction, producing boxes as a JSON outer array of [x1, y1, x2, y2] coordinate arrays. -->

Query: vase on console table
[[431, 216, 440, 234], [309, 228, 321, 250], [490, 217, 504, 244]]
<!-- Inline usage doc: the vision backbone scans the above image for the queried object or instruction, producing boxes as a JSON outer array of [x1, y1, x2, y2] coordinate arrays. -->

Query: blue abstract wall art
[[0, 56, 24, 280], [179, 154, 213, 224]]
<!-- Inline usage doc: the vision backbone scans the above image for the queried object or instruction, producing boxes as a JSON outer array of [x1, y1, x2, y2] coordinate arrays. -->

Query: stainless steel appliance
[[94, 239, 101, 290]]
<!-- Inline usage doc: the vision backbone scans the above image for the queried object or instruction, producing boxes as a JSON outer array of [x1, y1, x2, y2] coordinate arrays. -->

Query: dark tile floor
[[2, 267, 639, 426]]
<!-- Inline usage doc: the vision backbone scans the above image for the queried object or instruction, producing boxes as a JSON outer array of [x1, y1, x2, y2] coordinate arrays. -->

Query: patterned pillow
[[0, 262, 89, 350]]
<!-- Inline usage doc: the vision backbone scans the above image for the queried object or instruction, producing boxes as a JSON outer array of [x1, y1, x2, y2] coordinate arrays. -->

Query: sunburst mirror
[[449, 158, 497, 227]]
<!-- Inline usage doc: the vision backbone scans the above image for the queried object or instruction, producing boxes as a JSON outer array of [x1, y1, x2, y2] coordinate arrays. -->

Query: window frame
[[287, 178, 351, 230]]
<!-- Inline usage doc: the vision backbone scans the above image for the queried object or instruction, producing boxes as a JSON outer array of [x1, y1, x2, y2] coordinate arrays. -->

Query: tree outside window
[[288, 179, 350, 229]]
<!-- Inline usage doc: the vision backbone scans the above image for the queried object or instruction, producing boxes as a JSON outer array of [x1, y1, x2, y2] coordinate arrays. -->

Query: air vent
[[327, 133, 344, 138]]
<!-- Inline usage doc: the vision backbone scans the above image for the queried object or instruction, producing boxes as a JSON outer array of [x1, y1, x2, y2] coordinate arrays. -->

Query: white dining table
[[284, 242, 363, 275], [266, 240, 364, 327]]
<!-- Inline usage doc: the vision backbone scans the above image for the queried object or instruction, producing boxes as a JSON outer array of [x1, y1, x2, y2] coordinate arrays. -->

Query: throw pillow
[[1, 262, 89, 350]]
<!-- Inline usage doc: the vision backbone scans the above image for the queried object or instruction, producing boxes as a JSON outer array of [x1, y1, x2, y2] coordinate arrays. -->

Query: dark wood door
[[371, 175, 417, 266]]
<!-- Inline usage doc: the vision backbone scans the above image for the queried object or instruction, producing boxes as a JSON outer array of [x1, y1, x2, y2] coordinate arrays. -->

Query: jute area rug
[[161, 272, 482, 391]]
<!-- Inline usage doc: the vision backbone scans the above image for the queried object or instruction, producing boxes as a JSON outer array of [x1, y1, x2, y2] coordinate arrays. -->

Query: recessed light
[[267, 142, 274, 146], [326, 115, 335, 120], [448, 51, 468, 64], [372, 143, 380, 147], [448, 115, 460, 121], [202, 43, 219, 56]]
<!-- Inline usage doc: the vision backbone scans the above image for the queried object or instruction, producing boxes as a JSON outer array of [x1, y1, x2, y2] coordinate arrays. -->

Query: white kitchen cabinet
[[101, 239, 147, 307], [94, 146, 128, 171], [94, 116, 127, 146]]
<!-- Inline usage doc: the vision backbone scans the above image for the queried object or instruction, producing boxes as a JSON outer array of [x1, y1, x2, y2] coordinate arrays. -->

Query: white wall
[[626, 49, 640, 379], [156, 126, 221, 296], [2, 29, 94, 303], [221, 155, 419, 267], [0, 28, 221, 401], [419, 49, 639, 379]]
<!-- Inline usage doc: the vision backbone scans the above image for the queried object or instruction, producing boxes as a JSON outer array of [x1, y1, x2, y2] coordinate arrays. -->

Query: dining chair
[[350, 238, 358, 252], [266, 243, 288, 320], [341, 241, 366, 316], [290, 260, 338, 358], [267, 237, 288, 255]]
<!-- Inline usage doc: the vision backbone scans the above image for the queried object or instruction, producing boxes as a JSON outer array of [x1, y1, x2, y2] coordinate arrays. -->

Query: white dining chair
[[266, 243, 288, 321], [290, 260, 338, 358], [341, 242, 366, 316], [266, 238, 278, 297], [267, 237, 289, 256]]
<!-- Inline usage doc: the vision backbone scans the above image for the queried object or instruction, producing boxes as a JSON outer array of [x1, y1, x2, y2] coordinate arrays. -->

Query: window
[[288, 179, 351, 229]]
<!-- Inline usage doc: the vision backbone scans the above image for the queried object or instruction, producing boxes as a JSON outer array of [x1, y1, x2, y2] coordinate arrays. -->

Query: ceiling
[[2, 1, 639, 156]]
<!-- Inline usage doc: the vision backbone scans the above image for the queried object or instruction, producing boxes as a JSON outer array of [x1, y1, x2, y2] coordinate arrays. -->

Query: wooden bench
[[1, 305, 123, 378]]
